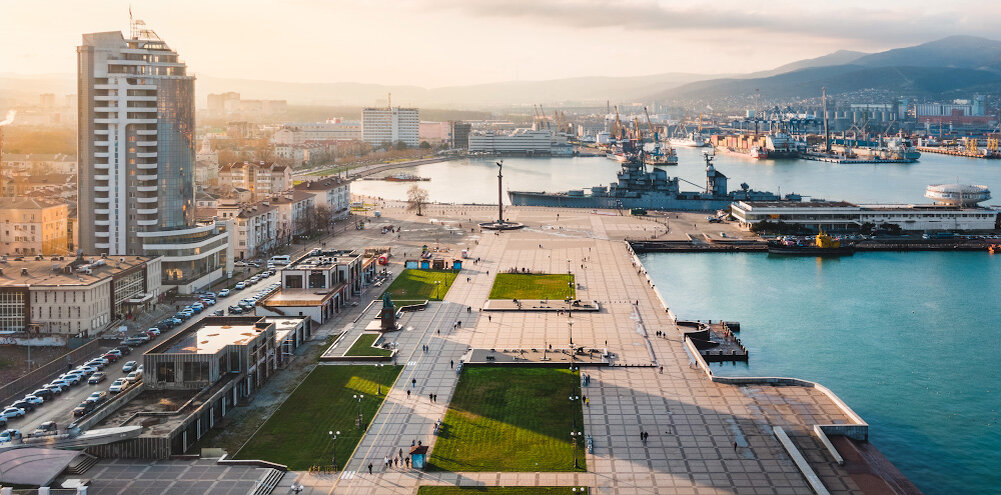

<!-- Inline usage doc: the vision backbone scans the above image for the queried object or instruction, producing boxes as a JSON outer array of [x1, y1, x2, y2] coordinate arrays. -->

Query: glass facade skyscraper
[[78, 25, 230, 292]]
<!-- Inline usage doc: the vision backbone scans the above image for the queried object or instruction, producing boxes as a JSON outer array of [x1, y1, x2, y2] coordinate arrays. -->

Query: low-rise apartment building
[[293, 177, 351, 222], [218, 162, 292, 199], [0, 198, 70, 256]]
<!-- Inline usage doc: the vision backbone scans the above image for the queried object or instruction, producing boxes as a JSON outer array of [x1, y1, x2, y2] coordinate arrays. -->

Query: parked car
[[43, 383, 65, 395], [168, 318, 183, 326], [228, 305, 243, 314], [88, 372, 107, 384], [60, 374, 83, 385], [10, 400, 34, 413], [126, 371, 143, 383], [212, 309, 224, 316], [31, 389, 54, 401], [102, 352, 121, 362], [22, 395, 44, 406], [234, 282, 246, 290], [72, 402, 96, 417], [113, 346, 131, 356], [0, 429, 21, 443], [130, 334, 150, 343], [50, 380, 73, 390], [33, 421, 58, 435], [108, 379, 126, 393], [106, 349, 123, 357], [120, 338, 145, 347], [122, 361, 138, 373], [76, 365, 99, 375], [1, 407, 26, 419], [218, 289, 231, 297], [86, 359, 107, 369], [85, 391, 108, 404]]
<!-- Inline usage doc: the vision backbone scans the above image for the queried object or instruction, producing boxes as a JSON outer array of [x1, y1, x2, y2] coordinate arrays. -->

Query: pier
[[679, 320, 748, 362], [801, 152, 914, 164], [630, 238, 996, 253], [916, 146, 1001, 159]]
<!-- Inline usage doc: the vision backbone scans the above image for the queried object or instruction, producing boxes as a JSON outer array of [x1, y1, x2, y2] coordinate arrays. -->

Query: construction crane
[[633, 117, 642, 140], [614, 106, 623, 140], [643, 107, 657, 141], [533, 105, 541, 129], [539, 105, 550, 130]]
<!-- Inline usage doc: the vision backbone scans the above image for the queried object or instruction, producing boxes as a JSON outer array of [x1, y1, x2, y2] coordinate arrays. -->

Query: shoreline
[[628, 240, 924, 494]]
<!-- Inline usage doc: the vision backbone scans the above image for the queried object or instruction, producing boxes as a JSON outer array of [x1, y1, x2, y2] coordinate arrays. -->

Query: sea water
[[639, 251, 1001, 494]]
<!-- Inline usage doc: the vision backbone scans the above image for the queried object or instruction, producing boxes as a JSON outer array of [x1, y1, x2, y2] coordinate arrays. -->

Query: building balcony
[[128, 118, 158, 125], [94, 106, 119, 113], [95, 243, 111, 249], [94, 140, 110, 147], [94, 186, 110, 192], [95, 209, 110, 215], [137, 185, 157, 192], [94, 197, 111, 204], [95, 231, 111, 238], [137, 219, 158, 226], [126, 106, 157, 113], [93, 163, 111, 170], [94, 220, 111, 226], [137, 174, 158, 181], [128, 96, 158, 102], [136, 141, 157, 147], [95, 152, 110, 158], [137, 208, 158, 215], [137, 162, 158, 170], [136, 152, 157, 158], [136, 196, 158, 203], [94, 129, 111, 135], [136, 129, 157, 135], [94, 175, 110, 182]]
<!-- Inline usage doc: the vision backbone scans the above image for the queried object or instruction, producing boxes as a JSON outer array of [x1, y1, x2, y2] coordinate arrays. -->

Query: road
[[6, 270, 282, 437]]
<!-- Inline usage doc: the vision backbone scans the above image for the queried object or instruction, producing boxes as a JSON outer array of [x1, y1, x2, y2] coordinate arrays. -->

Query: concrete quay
[[283, 203, 917, 495]]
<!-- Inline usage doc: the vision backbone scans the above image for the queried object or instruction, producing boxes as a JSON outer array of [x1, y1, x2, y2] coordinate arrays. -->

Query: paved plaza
[[283, 205, 869, 494], [82, 458, 286, 495]]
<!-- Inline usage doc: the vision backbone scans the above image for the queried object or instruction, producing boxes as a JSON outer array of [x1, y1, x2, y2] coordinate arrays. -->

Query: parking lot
[[1, 269, 282, 442]]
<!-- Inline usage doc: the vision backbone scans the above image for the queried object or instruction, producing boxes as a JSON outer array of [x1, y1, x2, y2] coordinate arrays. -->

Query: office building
[[451, 121, 471, 149], [272, 119, 361, 145], [77, 24, 229, 292], [0, 254, 162, 336], [361, 108, 419, 147]]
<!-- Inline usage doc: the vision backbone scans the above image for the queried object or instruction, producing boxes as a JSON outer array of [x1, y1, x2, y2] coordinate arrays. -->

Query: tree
[[419, 141, 431, 149], [314, 205, 334, 232], [407, 185, 429, 216]]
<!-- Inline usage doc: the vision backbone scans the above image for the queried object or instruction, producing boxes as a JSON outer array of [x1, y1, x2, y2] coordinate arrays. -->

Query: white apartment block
[[362, 108, 419, 147], [272, 120, 361, 145]]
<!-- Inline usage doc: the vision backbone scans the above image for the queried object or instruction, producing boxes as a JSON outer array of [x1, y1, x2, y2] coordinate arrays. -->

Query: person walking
[[412, 378, 417, 388], [407, 389, 411, 398], [368, 463, 373, 474], [450, 360, 454, 369]]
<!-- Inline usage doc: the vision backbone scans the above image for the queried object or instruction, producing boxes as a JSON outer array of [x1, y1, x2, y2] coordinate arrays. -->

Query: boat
[[644, 141, 679, 166], [830, 136, 921, 162], [767, 232, 855, 256], [382, 173, 430, 182], [508, 143, 802, 211], [672, 131, 709, 147]]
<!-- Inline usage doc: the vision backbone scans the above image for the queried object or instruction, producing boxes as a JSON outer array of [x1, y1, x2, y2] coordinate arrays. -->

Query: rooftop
[[158, 317, 272, 355], [286, 249, 361, 270], [0, 255, 154, 288], [738, 201, 858, 209], [294, 176, 351, 192], [262, 287, 340, 307], [0, 197, 70, 210]]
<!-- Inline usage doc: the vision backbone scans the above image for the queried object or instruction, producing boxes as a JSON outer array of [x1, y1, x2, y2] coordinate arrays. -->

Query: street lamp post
[[328, 430, 341, 470], [568, 318, 574, 347], [353, 394, 365, 429], [570, 430, 583, 469], [434, 280, 441, 299]]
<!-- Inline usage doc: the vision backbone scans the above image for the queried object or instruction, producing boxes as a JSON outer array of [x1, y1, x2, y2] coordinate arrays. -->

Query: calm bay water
[[355, 151, 1001, 492], [639, 251, 1001, 494], [351, 146, 1001, 205]]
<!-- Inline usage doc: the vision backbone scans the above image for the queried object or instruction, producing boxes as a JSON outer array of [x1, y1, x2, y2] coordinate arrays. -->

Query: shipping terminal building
[[731, 185, 999, 232]]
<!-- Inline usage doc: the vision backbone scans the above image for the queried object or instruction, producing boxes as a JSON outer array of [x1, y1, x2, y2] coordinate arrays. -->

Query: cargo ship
[[672, 131, 709, 148], [508, 144, 801, 211], [711, 132, 800, 159], [383, 173, 430, 182], [767, 232, 855, 256], [830, 137, 920, 162]]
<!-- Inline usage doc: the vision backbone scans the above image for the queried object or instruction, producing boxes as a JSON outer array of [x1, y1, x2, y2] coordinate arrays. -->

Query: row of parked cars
[[228, 279, 280, 315], [0, 342, 148, 444]]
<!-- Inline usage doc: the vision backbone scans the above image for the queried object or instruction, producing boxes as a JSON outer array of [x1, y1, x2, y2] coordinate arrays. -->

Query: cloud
[[417, 0, 995, 45]]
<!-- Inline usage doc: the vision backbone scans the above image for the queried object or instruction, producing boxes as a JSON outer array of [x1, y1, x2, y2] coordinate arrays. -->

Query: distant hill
[[851, 35, 1001, 71], [745, 50, 867, 79], [648, 36, 1001, 102], [657, 64, 1001, 101]]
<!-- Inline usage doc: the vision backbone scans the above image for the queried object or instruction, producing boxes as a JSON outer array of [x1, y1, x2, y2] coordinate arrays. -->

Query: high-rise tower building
[[361, 107, 419, 147], [77, 21, 231, 292]]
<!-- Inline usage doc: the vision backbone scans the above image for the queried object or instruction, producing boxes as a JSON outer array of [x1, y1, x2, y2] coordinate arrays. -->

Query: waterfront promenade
[[279, 204, 912, 494]]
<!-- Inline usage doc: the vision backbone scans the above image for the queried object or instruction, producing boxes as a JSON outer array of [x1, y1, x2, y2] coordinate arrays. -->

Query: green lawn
[[382, 269, 458, 302], [428, 367, 585, 472], [346, 333, 392, 357], [418, 488, 586, 495], [488, 273, 576, 300], [234, 365, 402, 470]]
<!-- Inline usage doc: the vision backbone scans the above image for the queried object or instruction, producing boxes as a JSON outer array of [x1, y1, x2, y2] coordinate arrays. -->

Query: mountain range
[[2, 36, 1001, 110]]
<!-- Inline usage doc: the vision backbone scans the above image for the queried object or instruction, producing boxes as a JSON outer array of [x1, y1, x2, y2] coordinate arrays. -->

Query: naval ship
[[508, 143, 802, 211]]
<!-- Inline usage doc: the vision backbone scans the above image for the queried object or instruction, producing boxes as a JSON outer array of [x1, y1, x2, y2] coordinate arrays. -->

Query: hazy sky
[[1, 0, 998, 87]]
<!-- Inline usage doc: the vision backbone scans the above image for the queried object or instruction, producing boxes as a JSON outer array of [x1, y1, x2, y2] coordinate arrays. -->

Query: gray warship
[[508, 143, 801, 211]]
